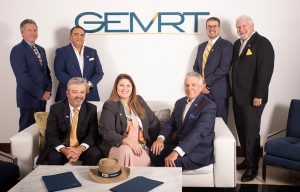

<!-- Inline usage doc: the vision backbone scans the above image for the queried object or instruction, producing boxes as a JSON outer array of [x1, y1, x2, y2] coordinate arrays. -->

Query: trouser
[[233, 99, 265, 170], [214, 98, 229, 124], [19, 101, 46, 132]]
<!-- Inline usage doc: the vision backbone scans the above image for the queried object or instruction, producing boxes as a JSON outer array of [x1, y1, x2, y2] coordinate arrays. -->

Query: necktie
[[31, 45, 44, 71], [202, 41, 213, 79], [70, 108, 79, 147]]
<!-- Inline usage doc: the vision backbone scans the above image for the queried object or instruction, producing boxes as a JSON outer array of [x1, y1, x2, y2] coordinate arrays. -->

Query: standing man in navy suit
[[193, 17, 233, 123], [54, 26, 104, 102], [150, 72, 216, 170], [232, 15, 274, 182], [10, 19, 52, 132]]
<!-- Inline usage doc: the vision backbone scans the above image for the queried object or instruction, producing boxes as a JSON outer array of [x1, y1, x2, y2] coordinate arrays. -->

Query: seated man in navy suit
[[150, 72, 216, 170], [54, 25, 104, 102], [37, 77, 102, 165]]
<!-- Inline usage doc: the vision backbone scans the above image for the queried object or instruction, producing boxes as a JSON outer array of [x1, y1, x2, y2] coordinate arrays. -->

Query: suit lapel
[[67, 43, 82, 76], [181, 95, 202, 127], [62, 101, 71, 132], [239, 32, 257, 58], [83, 47, 89, 77], [117, 101, 128, 134]]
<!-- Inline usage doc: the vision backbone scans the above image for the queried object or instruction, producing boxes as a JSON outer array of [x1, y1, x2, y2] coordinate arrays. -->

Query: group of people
[[10, 14, 274, 182]]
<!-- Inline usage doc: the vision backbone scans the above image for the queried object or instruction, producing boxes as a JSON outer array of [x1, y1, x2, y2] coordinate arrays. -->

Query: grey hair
[[185, 71, 204, 85], [67, 77, 89, 93], [236, 15, 254, 26], [20, 19, 37, 32]]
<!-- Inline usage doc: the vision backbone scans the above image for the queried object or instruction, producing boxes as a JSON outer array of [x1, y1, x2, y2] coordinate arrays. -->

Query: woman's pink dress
[[109, 112, 151, 167]]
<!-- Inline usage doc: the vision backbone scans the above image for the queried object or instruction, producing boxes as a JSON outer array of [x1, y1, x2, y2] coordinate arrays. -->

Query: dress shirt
[[55, 105, 89, 152], [71, 43, 84, 76]]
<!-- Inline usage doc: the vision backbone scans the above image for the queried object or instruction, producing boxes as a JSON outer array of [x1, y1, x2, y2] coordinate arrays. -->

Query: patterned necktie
[[70, 108, 79, 147], [31, 45, 44, 71], [202, 41, 213, 79]]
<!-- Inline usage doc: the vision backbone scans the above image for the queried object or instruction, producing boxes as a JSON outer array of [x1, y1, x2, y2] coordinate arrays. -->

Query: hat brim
[[89, 167, 130, 183]]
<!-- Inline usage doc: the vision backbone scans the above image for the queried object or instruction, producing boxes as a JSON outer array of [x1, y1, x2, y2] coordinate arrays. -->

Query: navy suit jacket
[[231, 32, 274, 105], [193, 37, 233, 100], [54, 43, 104, 101], [160, 94, 216, 166], [10, 40, 52, 108], [37, 100, 99, 164]]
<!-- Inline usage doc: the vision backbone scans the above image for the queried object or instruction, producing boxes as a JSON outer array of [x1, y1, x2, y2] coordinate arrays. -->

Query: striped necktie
[[202, 41, 213, 79], [32, 45, 44, 71], [70, 108, 79, 147]]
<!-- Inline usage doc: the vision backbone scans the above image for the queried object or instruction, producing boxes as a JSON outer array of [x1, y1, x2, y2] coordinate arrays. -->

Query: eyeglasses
[[207, 25, 219, 29]]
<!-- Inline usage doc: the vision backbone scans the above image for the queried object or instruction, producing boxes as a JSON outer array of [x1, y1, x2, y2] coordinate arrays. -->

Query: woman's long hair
[[109, 74, 145, 118]]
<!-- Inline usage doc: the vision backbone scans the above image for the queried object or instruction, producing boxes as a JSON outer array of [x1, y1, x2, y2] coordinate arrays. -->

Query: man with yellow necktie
[[193, 17, 233, 124], [37, 77, 103, 165]]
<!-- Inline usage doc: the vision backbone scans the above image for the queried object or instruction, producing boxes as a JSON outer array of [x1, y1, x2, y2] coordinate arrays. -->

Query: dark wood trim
[[0, 143, 11, 154], [236, 146, 263, 157]]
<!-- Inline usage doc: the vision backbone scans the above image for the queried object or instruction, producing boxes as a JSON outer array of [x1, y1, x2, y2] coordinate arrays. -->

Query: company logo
[[75, 11, 210, 34]]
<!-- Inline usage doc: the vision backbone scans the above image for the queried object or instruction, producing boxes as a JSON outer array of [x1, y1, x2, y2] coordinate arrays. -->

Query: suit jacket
[[99, 96, 160, 157], [160, 94, 216, 166], [10, 40, 52, 108], [231, 32, 274, 105], [54, 43, 104, 101], [193, 37, 233, 100], [37, 100, 99, 164]]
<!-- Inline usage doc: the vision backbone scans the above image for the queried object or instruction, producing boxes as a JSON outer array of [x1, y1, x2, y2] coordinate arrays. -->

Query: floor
[[183, 157, 300, 192]]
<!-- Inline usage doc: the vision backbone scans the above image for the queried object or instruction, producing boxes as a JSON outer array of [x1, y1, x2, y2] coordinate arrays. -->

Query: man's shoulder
[[84, 46, 97, 53], [84, 101, 97, 110], [219, 37, 233, 46]]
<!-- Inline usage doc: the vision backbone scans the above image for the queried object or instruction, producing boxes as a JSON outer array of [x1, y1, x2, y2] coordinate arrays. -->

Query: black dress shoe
[[236, 160, 248, 170], [241, 169, 258, 182]]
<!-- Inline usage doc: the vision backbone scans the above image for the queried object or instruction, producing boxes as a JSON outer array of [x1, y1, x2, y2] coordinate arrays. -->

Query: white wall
[[1, 0, 300, 143]]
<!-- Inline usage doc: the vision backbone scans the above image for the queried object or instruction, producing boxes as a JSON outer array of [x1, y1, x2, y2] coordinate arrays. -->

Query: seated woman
[[99, 74, 160, 166]]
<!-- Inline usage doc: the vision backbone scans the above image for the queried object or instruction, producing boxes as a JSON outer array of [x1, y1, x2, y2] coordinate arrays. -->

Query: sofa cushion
[[265, 137, 300, 161], [182, 164, 213, 175], [154, 109, 171, 123], [34, 112, 49, 151]]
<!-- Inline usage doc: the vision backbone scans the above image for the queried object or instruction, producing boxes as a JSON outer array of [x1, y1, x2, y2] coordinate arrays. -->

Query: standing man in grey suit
[[54, 26, 104, 102], [193, 17, 233, 123], [232, 15, 274, 182], [10, 19, 52, 131]]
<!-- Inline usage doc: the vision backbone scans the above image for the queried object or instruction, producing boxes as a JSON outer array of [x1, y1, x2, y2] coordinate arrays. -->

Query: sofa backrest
[[88, 101, 173, 122]]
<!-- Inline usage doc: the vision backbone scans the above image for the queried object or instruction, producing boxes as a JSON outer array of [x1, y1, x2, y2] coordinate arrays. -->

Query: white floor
[[236, 157, 300, 186]]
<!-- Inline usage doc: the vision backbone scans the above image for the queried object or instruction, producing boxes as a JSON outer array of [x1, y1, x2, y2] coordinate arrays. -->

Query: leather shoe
[[241, 169, 257, 182], [236, 160, 248, 170]]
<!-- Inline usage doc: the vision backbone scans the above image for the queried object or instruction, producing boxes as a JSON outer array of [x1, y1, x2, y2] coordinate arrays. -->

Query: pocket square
[[89, 57, 95, 61], [246, 49, 252, 56]]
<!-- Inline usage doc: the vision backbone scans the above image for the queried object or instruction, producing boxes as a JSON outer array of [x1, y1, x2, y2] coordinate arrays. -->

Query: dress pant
[[19, 101, 46, 132], [150, 142, 201, 170], [233, 98, 265, 170], [214, 98, 229, 124]]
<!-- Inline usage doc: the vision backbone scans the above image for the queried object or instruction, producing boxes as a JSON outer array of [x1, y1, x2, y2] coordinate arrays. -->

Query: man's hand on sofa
[[164, 150, 179, 167], [151, 137, 164, 155]]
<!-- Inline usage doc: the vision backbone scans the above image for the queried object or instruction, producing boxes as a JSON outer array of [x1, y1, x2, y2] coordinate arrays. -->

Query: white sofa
[[10, 101, 236, 187]]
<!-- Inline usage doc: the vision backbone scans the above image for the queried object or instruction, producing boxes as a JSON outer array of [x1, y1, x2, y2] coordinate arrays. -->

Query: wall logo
[[75, 11, 210, 34]]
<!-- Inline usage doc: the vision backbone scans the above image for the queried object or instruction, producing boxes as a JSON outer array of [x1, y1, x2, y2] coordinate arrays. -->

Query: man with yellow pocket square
[[231, 15, 274, 182]]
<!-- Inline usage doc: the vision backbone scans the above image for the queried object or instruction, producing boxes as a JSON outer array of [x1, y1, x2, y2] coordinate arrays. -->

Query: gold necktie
[[70, 108, 79, 147], [202, 41, 213, 79]]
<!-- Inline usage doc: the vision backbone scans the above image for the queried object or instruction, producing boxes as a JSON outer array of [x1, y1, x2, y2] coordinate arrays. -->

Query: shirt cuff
[[174, 146, 185, 157], [158, 135, 165, 141], [56, 145, 65, 152], [81, 143, 89, 150]]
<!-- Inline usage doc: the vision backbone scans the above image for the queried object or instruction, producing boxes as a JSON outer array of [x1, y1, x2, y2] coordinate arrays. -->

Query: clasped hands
[[60, 146, 85, 163], [151, 138, 179, 167]]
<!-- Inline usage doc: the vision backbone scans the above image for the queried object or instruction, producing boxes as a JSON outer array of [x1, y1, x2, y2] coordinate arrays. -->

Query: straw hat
[[89, 158, 130, 183]]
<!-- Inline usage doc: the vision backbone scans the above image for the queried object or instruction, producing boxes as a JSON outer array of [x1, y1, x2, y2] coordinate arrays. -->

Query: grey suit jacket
[[99, 96, 160, 157]]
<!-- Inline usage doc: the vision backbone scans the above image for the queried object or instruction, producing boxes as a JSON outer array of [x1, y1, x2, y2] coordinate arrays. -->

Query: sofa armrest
[[10, 123, 39, 178], [213, 117, 236, 187]]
